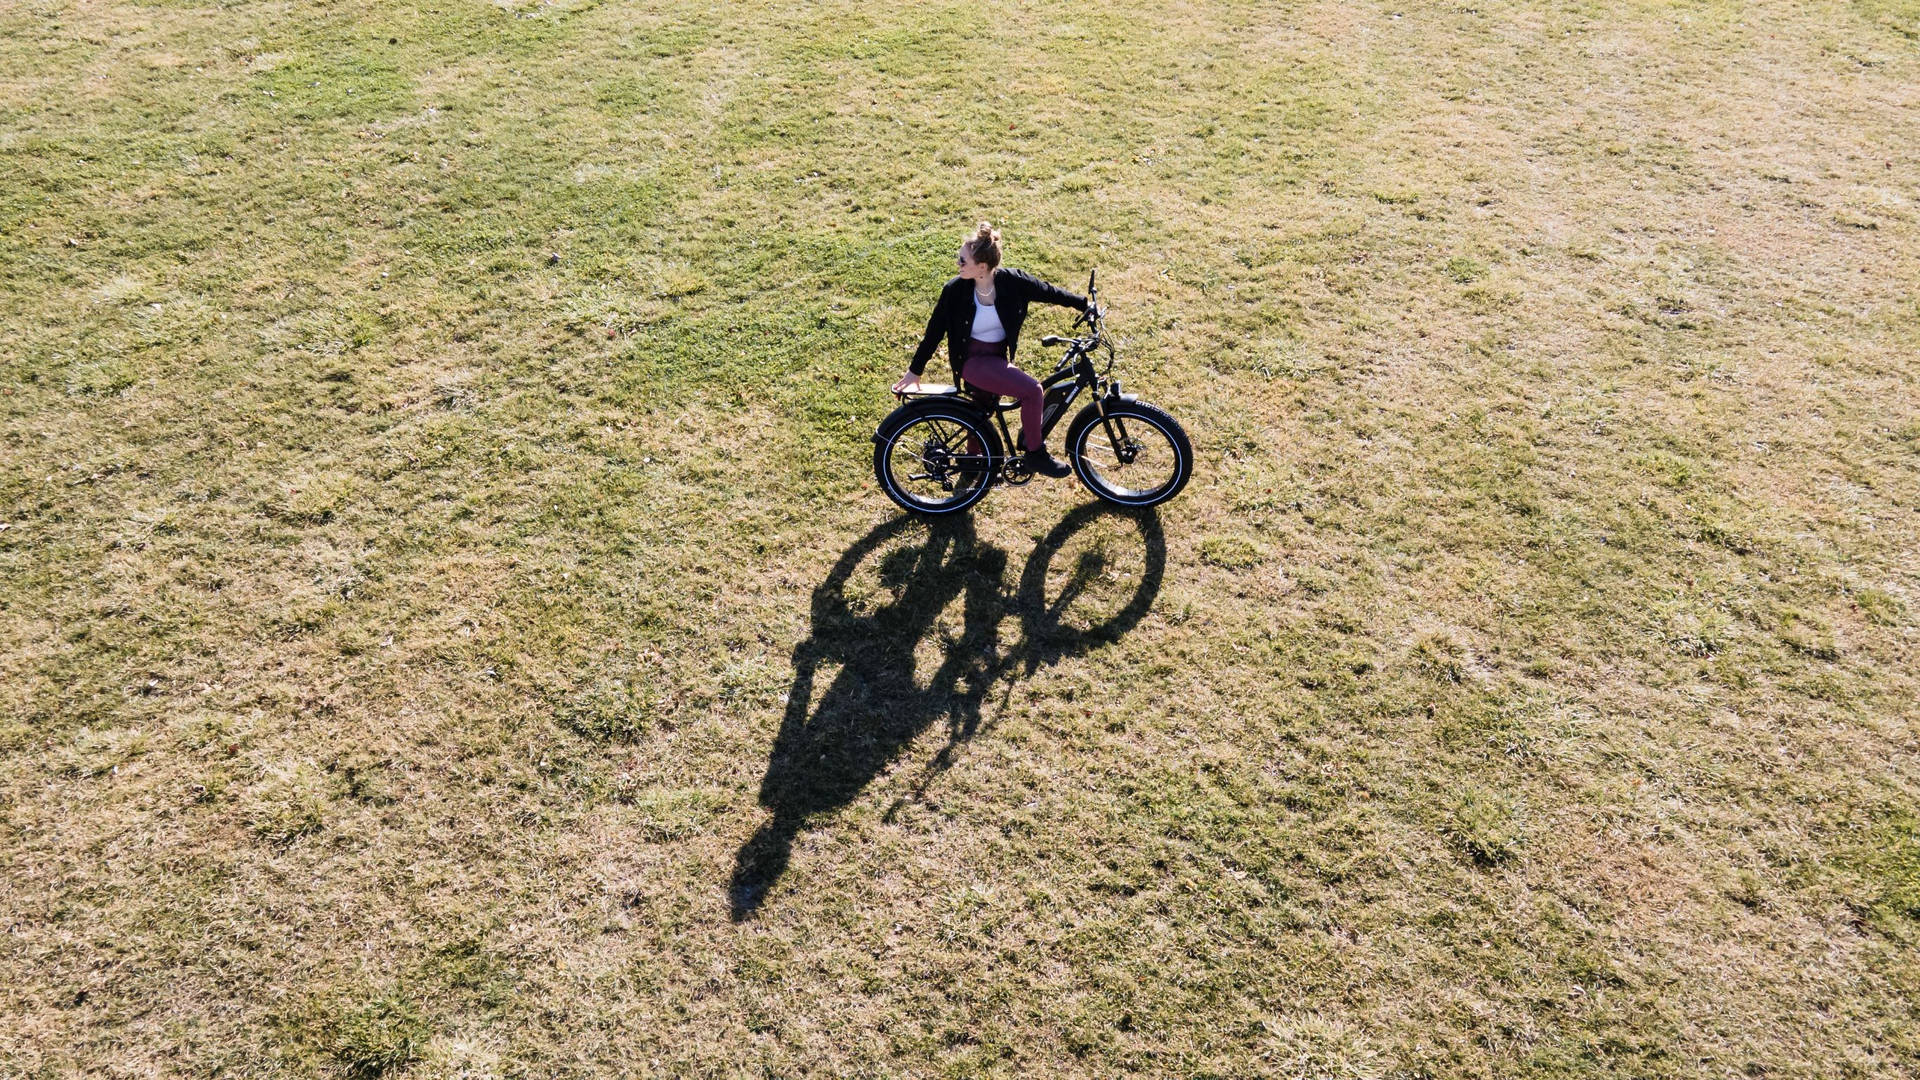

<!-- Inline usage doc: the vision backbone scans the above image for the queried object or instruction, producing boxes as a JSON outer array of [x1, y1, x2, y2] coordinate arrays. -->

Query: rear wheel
[[873, 404, 1001, 515], [1065, 400, 1193, 507]]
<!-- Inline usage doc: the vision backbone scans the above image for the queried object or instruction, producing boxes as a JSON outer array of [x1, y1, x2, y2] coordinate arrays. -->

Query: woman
[[892, 222, 1089, 478]]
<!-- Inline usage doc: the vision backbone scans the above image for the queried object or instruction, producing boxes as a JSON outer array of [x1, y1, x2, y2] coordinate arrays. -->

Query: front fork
[[1093, 378, 1136, 463]]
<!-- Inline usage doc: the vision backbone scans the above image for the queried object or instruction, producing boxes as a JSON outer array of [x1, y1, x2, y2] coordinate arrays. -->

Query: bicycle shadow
[[729, 503, 1165, 920]]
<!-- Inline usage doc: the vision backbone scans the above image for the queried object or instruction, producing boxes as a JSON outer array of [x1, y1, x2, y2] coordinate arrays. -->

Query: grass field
[[4, 0, 1919, 1075]]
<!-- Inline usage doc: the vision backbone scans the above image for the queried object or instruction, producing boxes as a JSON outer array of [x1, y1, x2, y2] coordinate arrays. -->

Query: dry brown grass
[[3, 0, 1918, 1076]]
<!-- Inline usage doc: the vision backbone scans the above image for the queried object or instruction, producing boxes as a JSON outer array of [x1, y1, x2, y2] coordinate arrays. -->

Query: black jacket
[[909, 267, 1089, 382]]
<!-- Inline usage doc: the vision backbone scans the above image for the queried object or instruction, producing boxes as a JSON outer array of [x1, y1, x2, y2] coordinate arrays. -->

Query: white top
[[971, 292, 1007, 343]]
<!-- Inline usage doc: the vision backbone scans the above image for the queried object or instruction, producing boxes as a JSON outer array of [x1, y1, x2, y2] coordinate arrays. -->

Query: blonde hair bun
[[967, 221, 1002, 268]]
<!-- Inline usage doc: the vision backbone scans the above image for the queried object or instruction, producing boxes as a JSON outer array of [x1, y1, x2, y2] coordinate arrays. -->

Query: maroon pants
[[962, 340, 1044, 452]]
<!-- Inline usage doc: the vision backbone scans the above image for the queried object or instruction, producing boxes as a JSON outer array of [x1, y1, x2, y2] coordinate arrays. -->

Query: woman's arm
[[907, 287, 951, 376], [1007, 268, 1088, 311]]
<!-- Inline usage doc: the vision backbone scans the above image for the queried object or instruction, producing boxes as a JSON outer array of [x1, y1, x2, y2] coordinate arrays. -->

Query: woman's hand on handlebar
[[891, 371, 922, 394]]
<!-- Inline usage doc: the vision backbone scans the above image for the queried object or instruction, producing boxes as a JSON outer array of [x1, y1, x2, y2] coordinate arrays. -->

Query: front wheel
[[1064, 400, 1193, 507], [873, 403, 1002, 515]]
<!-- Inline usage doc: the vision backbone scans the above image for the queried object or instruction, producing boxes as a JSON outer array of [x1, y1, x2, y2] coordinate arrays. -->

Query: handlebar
[[1042, 279, 1117, 375], [1052, 268, 1108, 344]]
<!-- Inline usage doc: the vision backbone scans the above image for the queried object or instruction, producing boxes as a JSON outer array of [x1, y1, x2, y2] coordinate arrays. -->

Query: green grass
[[3, 0, 1919, 1075]]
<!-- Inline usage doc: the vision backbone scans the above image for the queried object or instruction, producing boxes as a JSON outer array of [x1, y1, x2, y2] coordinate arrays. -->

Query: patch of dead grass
[[3, 0, 1918, 1076]]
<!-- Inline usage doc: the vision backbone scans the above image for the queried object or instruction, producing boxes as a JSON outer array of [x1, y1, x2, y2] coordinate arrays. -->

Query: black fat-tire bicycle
[[873, 271, 1193, 516]]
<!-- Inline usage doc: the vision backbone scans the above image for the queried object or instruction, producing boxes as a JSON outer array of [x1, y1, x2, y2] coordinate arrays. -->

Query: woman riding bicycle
[[891, 222, 1090, 479]]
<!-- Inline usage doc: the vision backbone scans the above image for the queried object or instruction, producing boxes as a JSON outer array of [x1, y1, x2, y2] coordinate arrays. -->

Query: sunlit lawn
[[3, 0, 1918, 1075]]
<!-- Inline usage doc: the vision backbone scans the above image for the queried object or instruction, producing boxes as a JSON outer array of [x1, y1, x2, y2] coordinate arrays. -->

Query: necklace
[[975, 284, 996, 304]]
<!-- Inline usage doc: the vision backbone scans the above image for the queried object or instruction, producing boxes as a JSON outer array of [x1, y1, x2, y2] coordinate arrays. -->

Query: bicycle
[[872, 270, 1194, 515]]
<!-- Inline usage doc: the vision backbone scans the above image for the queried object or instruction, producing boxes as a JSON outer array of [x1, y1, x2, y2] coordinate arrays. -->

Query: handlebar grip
[[1040, 335, 1065, 346]]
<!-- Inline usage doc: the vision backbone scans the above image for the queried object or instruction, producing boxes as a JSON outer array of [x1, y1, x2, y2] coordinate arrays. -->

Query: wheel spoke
[[1073, 408, 1186, 503], [879, 411, 994, 513]]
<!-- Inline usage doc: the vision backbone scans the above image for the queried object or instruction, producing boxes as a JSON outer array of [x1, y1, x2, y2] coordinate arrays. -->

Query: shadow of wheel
[[1011, 502, 1166, 673]]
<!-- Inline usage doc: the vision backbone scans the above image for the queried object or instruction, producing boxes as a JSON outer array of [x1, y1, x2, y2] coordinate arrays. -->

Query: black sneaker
[[1024, 448, 1072, 479]]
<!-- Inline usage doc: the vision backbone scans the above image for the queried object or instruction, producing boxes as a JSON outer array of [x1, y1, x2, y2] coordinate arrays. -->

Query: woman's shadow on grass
[[729, 503, 1165, 920]]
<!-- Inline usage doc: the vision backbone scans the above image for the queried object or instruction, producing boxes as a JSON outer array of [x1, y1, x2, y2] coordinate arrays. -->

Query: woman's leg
[[961, 353, 1044, 452]]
